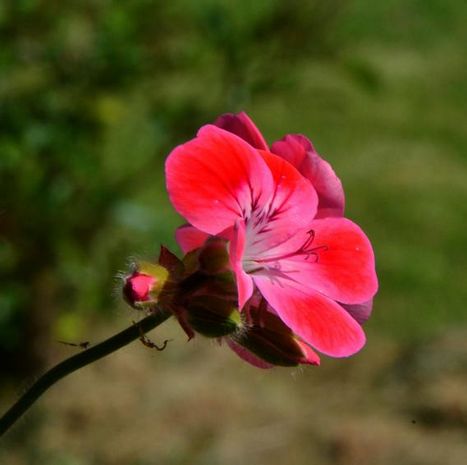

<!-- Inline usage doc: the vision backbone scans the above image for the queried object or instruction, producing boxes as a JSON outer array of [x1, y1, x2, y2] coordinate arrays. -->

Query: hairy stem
[[0, 309, 172, 437]]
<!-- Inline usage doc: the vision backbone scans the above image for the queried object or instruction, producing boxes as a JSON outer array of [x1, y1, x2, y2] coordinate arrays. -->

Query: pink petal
[[341, 299, 374, 325], [226, 338, 274, 369], [243, 150, 318, 258], [214, 112, 269, 150], [175, 225, 210, 253], [303, 218, 378, 304], [230, 220, 254, 308], [254, 278, 366, 357], [166, 125, 274, 235], [258, 217, 378, 305], [259, 150, 319, 226], [295, 340, 321, 365], [271, 134, 345, 218]]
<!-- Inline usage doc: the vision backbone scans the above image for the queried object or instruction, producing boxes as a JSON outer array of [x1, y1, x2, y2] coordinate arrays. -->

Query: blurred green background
[[1, 0, 467, 464]]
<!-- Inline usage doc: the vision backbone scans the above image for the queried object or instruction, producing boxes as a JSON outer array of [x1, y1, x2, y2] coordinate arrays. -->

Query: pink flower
[[166, 113, 378, 363]]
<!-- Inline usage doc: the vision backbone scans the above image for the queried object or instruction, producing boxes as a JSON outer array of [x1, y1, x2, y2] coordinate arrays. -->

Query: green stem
[[0, 309, 172, 437]]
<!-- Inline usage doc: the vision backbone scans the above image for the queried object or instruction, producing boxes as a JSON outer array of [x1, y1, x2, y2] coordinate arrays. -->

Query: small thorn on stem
[[58, 340, 91, 350]]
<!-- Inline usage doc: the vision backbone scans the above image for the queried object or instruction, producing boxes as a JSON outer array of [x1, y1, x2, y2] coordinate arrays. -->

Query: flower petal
[[230, 220, 254, 308], [214, 112, 269, 150], [259, 150, 318, 228], [295, 340, 321, 365], [303, 218, 378, 303], [226, 338, 273, 369], [166, 125, 274, 235], [175, 225, 210, 254], [254, 277, 366, 357], [271, 134, 345, 218], [341, 299, 374, 325], [258, 217, 378, 305], [243, 151, 318, 259]]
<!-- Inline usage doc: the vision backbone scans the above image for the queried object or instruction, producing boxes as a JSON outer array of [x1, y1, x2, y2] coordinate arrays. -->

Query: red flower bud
[[230, 303, 320, 367], [123, 272, 155, 304], [123, 262, 169, 309]]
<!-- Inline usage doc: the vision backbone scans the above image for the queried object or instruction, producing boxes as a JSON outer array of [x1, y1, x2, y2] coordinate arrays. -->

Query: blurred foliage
[[0, 0, 347, 377], [1, 0, 467, 381]]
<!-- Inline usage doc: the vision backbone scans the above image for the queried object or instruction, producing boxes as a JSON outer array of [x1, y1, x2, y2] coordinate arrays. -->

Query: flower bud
[[184, 295, 241, 338], [231, 307, 320, 367], [197, 237, 230, 274], [123, 262, 169, 309]]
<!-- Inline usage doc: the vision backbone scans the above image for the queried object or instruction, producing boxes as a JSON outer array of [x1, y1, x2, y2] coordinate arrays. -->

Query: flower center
[[243, 224, 328, 276]]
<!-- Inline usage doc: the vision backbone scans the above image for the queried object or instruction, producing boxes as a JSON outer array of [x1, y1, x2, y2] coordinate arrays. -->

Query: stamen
[[252, 228, 328, 265]]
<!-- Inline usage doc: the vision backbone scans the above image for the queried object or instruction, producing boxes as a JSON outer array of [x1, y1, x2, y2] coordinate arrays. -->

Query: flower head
[[166, 112, 378, 366]]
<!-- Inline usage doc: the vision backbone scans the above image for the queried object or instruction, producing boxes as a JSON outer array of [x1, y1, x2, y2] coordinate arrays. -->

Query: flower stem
[[0, 309, 172, 437]]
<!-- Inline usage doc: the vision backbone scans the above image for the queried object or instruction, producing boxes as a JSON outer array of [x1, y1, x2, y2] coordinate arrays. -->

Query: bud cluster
[[122, 239, 316, 367]]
